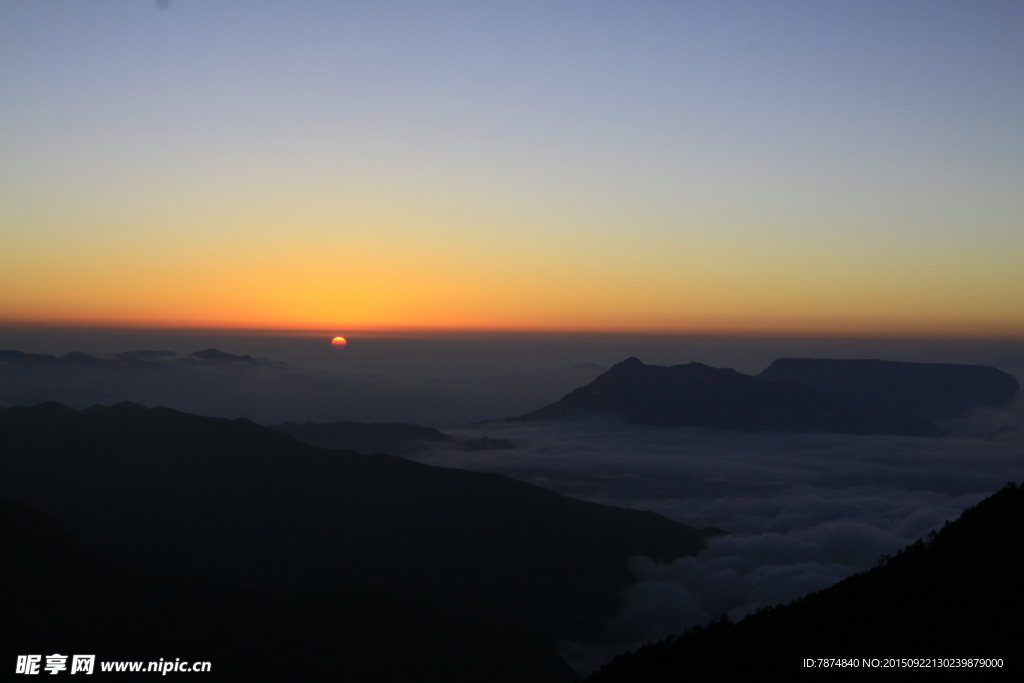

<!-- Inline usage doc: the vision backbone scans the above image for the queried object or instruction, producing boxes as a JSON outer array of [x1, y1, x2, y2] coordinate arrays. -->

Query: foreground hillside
[[1, 500, 570, 681], [0, 402, 720, 679], [588, 482, 1024, 681]]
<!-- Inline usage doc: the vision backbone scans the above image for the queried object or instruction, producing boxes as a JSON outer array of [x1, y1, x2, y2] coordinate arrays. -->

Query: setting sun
[[331, 336, 348, 346]]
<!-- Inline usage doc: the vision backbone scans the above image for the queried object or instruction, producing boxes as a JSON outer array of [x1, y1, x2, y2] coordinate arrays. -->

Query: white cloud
[[409, 418, 1023, 675]]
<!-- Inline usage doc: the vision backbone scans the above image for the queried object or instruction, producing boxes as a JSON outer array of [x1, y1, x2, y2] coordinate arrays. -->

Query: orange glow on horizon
[[3, 194, 1022, 341], [3, 239, 1023, 341], [2, 314, 1023, 341]]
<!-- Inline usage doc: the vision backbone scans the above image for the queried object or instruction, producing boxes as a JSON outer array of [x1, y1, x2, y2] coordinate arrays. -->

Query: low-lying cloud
[[409, 417, 1023, 674]]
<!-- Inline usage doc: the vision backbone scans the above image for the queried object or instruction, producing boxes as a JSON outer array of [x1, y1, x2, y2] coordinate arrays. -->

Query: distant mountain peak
[[499, 358, 944, 436], [606, 358, 733, 376], [114, 350, 178, 361], [189, 349, 259, 364]]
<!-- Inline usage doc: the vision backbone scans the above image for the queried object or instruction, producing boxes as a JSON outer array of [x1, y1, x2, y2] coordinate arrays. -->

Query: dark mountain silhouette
[[114, 349, 179, 360], [0, 402, 720, 658], [1, 348, 292, 422], [0, 349, 66, 364], [0, 499, 572, 682], [759, 358, 1020, 420], [60, 351, 102, 363], [588, 481, 1024, 681], [271, 419, 454, 456], [1, 348, 267, 367], [501, 358, 944, 436], [189, 348, 261, 364]]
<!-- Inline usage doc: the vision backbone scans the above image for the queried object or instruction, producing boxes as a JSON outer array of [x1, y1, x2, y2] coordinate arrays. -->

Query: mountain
[[114, 350, 179, 360], [0, 348, 265, 366], [271, 419, 454, 456], [189, 348, 262, 364], [0, 349, 67, 364], [464, 436, 516, 451], [588, 481, 1024, 681], [0, 348, 294, 423], [0, 499, 571, 682], [502, 358, 944, 436], [0, 402, 720, 655], [759, 358, 1020, 420]]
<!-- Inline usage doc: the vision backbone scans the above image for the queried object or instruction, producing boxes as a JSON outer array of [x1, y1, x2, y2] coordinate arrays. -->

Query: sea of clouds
[[407, 404, 1024, 674]]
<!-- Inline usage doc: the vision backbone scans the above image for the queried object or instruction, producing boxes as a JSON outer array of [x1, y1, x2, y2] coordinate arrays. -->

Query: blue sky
[[2, 1, 1022, 333]]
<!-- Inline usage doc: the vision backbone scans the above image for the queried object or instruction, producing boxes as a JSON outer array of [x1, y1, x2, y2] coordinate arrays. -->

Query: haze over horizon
[[2, 1, 1023, 336]]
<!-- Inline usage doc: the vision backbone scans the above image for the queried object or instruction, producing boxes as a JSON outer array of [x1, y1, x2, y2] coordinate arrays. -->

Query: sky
[[2, 0, 1022, 335]]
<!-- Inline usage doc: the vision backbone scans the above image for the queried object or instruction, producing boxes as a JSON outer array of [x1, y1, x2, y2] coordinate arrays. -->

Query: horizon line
[[2, 321, 1023, 343]]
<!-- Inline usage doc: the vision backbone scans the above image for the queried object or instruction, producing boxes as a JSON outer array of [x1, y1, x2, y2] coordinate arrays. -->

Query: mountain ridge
[[0, 401, 720, 647], [588, 480, 1024, 681], [0, 498, 573, 682], [496, 358, 945, 436]]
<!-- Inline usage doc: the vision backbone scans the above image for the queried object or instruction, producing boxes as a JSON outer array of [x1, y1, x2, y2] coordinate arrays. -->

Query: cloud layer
[[410, 414, 1024, 674]]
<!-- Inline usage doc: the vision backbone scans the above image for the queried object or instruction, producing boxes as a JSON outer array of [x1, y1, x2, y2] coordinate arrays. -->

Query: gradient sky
[[2, 1, 1022, 334]]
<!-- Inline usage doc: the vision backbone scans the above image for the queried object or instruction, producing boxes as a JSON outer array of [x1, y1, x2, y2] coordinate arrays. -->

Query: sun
[[331, 336, 347, 346]]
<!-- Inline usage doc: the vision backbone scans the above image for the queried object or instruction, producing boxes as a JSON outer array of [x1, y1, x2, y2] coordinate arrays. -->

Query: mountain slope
[[0, 499, 573, 682], [588, 481, 1024, 681], [0, 402, 718, 644]]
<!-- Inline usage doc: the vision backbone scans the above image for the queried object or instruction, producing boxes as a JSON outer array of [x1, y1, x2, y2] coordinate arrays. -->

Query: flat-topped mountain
[[0, 402, 719, 647], [503, 357, 944, 436], [759, 358, 1020, 420]]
